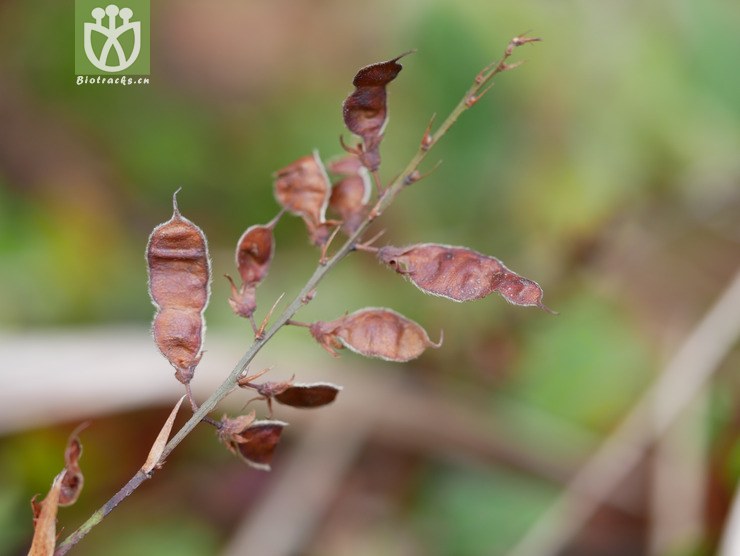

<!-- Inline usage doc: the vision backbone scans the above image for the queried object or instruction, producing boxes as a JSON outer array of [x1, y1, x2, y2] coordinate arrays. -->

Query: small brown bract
[[310, 307, 441, 362], [147, 193, 211, 384]]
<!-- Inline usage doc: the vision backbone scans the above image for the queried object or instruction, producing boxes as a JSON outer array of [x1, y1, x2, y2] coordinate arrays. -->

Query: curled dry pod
[[227, 218, 277, 319], [273, 151, 332, 245], [342, 53, 409, 171], [310, 307, 441, 362], [219, 414, 286, 471], [59, 424, 86, 507], [147, 193, 211, 384], [327, 155, 372, 235], [377, 243, 553, 312]]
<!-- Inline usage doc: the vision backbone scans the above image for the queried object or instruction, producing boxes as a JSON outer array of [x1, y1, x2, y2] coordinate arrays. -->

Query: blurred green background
[[1, 0, 740, 554]]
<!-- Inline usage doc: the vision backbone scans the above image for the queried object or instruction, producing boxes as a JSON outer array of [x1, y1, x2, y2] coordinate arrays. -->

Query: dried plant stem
[[54, 35, 537, 556]]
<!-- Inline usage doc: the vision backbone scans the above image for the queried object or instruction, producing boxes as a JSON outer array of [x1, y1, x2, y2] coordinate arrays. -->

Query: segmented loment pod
[[147, 193, 211, 384]]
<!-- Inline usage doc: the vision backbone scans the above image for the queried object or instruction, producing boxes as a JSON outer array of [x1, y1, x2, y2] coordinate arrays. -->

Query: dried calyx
[[377, 243, 554, 312], [147, 192, 211, 384]]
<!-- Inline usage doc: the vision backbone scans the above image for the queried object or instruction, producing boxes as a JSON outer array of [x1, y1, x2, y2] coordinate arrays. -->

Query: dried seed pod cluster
[[342, 53, 408, 171], [309, 307, 441, 362], [147, 194, 211, 384], [132, 44, 548, 479], [377, 243, 553, 312], [274, 151, 333, 245]]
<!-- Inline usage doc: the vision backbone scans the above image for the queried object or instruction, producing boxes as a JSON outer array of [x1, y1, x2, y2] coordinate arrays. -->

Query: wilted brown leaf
[[142, 396, 185, 474], [28, 472, 64, 556]]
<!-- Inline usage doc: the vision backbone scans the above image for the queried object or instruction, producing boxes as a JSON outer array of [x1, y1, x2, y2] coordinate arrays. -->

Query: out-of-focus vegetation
[[1, 0, 739, 554]]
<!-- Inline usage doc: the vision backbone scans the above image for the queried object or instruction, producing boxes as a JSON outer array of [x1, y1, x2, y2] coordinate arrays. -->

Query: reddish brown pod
[[59, 425, 86, 507], [310, 307, 441, 362], [147, 193, 211, 384], [327, 155, 372, 235], [243, 377, 342, 413], [273, 151, 332, 245], [226, 216, 278, 319], [342, 53, 410, 171], [219, 414, 287, 471], [377, 243, 553, 312], [236, 221, 276, 286]]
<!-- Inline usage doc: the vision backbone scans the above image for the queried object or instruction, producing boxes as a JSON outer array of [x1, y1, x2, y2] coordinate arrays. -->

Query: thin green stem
[[53, 34, 538, 556]]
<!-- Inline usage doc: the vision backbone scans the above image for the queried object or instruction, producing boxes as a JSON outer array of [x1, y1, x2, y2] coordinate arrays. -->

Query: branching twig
[[53, 35, 538, 555]]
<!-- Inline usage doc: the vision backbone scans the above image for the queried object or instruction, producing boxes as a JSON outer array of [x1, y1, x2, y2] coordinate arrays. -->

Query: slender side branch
[[54, 35, 538, 556]]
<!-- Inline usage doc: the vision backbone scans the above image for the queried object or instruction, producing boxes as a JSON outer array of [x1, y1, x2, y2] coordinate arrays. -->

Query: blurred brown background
[[1, 0, 740, 555]]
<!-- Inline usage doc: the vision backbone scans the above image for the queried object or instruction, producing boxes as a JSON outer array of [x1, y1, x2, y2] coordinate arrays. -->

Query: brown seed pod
[[226, 217, 278, 319], [274, 383, 342, 408], [219, 414, 286, 471], [310, 307, 441, 362], [273, 151, 332, 245], [377, 243, 553, 312], [327, 156, 371, 235], [59, 424, 86, 507], [245, 378, 342, 411], [147, 193, 211, 384], [342, 53, 409, 171], [236, 222, 276, 286]]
